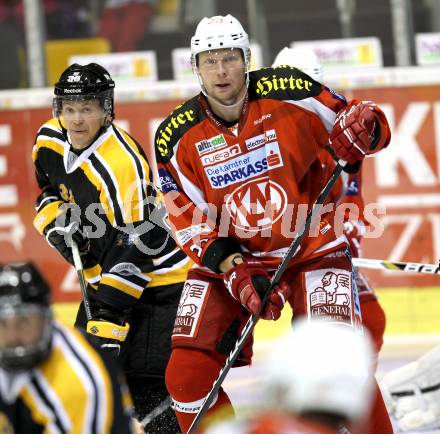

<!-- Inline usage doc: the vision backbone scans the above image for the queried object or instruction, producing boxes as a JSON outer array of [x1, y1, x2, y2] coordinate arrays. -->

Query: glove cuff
[[87, 320, 130, 342]]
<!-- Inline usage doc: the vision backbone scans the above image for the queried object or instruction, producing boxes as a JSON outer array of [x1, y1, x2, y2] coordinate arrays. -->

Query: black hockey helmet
[[53, 63, 115, 119], [0, 263, 53, 372]]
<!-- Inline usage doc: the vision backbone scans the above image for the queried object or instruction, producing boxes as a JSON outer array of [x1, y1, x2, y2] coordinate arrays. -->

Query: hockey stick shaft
[[140, 396, 172, 427], [71, 240, 93, 321], [187, 160, 346, 433], [353, 258, 440, 275]]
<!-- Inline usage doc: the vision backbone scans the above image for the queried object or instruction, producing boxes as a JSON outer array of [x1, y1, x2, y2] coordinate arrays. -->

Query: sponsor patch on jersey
[[109, 262, 141, 276], [245, 129, 277, 151], [200, 144, 242, 166], [173, 279, 210, 338], [195, 134, 227, 156], [175, 223, 211, 246], [345, 175, 359, 196], [158, 168, 180, 193], [205, 142, 284, 189], [305, 268, 359, 326], [156, 108, 196, 160]]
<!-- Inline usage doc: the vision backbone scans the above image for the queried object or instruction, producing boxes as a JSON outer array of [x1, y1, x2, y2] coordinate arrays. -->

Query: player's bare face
[[198, 48, 247, 106], [61, 100, 106, 150]]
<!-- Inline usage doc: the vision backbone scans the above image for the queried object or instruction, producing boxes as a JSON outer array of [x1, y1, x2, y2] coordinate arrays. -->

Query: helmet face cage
[[0, 304, 53, 372], [52, 92, 113, 121], [0, 263, 53, 371], [53, 63, 115, 122]]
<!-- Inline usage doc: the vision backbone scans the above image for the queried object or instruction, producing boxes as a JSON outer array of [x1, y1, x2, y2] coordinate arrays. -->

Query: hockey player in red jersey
[[272, 47, 386, 359], [205, 319, 376, 434], [154, 15, 393, 433]]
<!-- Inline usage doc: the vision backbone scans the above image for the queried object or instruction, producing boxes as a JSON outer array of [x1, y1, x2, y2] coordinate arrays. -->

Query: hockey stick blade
[[187, 160, 346, 433], [353, 258, 440, 275]]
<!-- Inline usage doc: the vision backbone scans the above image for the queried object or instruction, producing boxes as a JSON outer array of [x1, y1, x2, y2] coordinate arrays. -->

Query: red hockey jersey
[[155, 66, 390, 273]]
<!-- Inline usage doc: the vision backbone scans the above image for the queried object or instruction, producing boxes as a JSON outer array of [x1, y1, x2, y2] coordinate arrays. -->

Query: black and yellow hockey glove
[[86, 304, 130, 359], [33, 187, 97, 268]]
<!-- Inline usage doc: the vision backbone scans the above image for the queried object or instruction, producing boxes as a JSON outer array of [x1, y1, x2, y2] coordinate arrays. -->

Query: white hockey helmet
[[272, 47, 324, 82], [262, 319, 375, 422], [190, 14, 251, 70]]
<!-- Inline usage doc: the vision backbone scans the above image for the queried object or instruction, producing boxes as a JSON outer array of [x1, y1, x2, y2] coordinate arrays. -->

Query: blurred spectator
[[98, 0, 158, 52], [0, 0, 91, 40], [0, 0, 25, 89]]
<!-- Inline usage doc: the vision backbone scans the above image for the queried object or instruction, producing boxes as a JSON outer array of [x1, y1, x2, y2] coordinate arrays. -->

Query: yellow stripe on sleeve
[[83, 264, 102, 283], [100, 274, 144, 299], [145, 257, 193, 287], [33, 200, 64, 234]]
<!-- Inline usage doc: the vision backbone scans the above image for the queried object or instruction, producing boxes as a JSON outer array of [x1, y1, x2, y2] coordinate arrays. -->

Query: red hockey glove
[[329, 101, 378, 165], [260, 281, 291, 321], [223, 258, 291, 320], [343, 220, 365, 258]]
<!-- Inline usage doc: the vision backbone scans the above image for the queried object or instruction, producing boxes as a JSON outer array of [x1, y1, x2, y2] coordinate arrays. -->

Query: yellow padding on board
[[55, 287, 440, 339], [87, 320, 130, 342]]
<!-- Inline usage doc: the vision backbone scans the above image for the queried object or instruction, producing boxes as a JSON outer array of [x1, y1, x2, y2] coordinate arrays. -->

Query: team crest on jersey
[[225, 176, 287, 232], [173, 280, 210, 337], [306, 269, 355, 325], [59, 184, 75, 203], [158, 168, 180, 193]]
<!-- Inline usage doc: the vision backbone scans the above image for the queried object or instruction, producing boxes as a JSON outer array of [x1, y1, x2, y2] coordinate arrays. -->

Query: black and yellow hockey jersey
[[0, 320, 133, 434], [32, 119, 191, 310]]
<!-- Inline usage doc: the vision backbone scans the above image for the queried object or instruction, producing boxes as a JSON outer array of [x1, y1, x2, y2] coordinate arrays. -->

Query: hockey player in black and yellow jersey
[[0, 262, 133, 434], [32, 63, 190, 432]]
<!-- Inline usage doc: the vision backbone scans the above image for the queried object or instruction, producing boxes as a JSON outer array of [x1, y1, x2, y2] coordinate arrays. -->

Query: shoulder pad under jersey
[[155, 96, 201, 163], [249, 66, 322, 102]]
